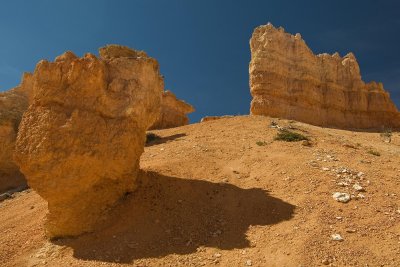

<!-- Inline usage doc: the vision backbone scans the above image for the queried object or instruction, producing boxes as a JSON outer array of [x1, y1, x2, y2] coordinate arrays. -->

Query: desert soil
[[0, 116, 399, 266]]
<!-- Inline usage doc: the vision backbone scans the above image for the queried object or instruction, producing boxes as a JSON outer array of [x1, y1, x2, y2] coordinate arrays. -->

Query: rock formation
[[250, 23, 400, 129], [149, 90, 194, 129], [14, 45, 163, 237], [0, 73, 32, 193]]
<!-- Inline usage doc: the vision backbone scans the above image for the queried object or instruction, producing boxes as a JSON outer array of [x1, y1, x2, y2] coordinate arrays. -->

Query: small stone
[[214, 253, 221, 258], [322, 258, 330, 265], [357, 194, 365, 199], [346, 229, 356, 233], [332, 192, 351, 203], [302, 140, 312, 146], [322, 167, 330, 171], [246, 260, 252, 266], [331, 234, 344, 241], [337, 182, 349, 187], [353, 184, 364, 191], [357, 172, 364, 178]]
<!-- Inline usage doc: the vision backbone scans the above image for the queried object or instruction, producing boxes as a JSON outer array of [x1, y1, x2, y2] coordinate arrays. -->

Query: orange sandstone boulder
[[149, 90, 194, 129], [250, 23, 400, 129], [0, 73, 32, 193], [14, 45, 163, 237]]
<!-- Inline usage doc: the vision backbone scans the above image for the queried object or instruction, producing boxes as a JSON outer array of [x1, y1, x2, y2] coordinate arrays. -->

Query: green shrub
[[256, 141, 267, 146], [274, 129, 309, 142]]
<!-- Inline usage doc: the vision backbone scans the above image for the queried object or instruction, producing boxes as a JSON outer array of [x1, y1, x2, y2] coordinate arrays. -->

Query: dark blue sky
[[1, 0, 399, 122]]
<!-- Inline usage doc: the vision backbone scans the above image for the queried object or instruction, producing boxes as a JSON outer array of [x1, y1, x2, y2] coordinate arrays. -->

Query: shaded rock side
[[14, 45, 163, 237], [149, 90, 194, 129], [249, 23, 400, 129], [0, 73, 33, 193]]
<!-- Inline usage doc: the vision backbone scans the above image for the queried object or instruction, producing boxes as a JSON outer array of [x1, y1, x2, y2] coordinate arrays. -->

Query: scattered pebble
[[353, 184, 364, 192], [246, 259, 252, 266], [337, 182, 349, 187], [322, 167, 330, 171], [356, 194, 365, 199], [332, 192, 351, 203], [331, 234, 344, 241]]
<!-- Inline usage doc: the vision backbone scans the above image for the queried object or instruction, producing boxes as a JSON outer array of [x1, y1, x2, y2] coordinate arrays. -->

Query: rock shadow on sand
[[145, 133, 186, 147], [55, 171, 295, 263]]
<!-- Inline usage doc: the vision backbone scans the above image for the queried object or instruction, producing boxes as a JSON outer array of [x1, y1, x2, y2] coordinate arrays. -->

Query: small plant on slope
[[274, 129, 309, 142]]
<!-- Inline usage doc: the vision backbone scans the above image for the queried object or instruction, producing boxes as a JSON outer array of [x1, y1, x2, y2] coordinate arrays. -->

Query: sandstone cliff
[[0, 73, 32, 193], [250, 23, 400, 129], [149, 90, 194, 130], [14, 45, 163, 237]]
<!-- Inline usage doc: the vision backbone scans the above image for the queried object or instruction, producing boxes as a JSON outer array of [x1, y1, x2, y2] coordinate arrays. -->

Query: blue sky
[[1, 0, 399, 122]]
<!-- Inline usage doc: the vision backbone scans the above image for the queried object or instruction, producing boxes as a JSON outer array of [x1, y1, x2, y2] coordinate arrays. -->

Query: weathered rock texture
[[14, 45, 163, 237], [149, 90, 194, 129], [250, 23, 400, 129], [0, 73, 32, 193]]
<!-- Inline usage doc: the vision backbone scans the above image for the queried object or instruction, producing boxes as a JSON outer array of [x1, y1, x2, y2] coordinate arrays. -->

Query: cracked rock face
[[14, 45, 163, 237], [149, 90, 194, 130], [249, 23, 400, 129]]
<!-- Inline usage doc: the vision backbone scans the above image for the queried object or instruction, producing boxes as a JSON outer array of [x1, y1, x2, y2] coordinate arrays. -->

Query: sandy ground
[[0, 115, 399, 267]]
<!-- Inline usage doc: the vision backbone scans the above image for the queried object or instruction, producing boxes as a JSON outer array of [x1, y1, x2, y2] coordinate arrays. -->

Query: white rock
[[357, 172, 364, 178], [322, 167, 330, 171], [337, 182, 349, 187], [332, 192, 351, 203], [331, 234, 344, 241], [246, 260, 252, 266], [353, 184, 364, 191]]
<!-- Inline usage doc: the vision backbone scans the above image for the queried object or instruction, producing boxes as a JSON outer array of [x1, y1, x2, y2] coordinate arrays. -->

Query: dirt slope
[[1, 116, 399, 266]]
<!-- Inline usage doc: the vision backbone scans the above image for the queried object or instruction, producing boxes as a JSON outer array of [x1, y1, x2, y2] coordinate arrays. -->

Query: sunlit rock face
[[14, 45, 163, 238], [250, 23, 400, 129]]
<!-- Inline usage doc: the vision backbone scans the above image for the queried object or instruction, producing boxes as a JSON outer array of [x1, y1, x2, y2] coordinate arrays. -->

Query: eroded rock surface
[[14, 45, 163, 237], [0, 73, 32, 193], [250, 23, 400, 129], [149, 90, 194, 129]]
